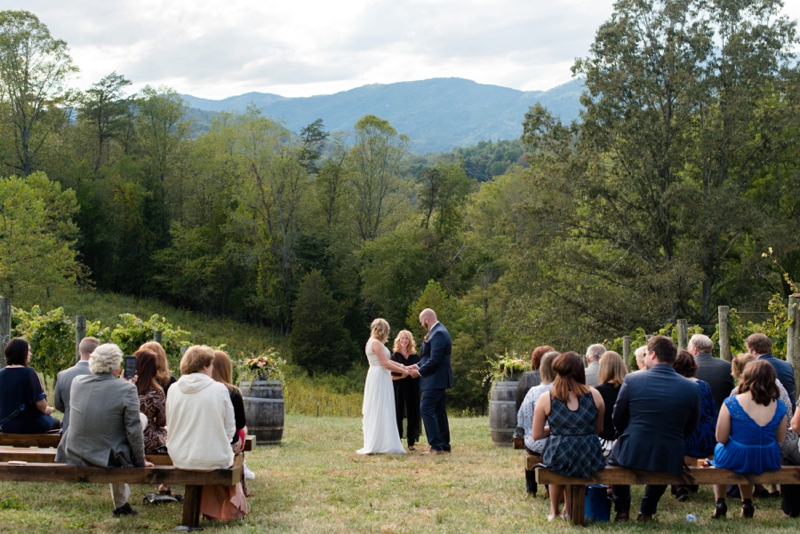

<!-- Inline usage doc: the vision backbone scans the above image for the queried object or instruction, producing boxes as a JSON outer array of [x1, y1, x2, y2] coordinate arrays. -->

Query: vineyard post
[[75, 315, 86, 362], [787, 294, 800, 399], [153, 331, 162, 343], [0, 297, 10, 368], [677, 319, 688, 350], [622, 336, 631, 362], [719, 306, 732, 362]]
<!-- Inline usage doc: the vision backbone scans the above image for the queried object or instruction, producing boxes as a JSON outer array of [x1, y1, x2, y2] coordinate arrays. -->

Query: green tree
[[0, 10, 77, 176], [79, 72, 132, 176], [290, 270, 355, 374]]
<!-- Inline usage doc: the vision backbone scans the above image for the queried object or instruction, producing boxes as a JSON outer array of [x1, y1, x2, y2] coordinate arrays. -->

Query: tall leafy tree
[[79, 72, 132, 176]]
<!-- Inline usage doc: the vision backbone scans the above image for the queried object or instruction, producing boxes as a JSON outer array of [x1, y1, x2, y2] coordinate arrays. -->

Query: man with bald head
[[410, 308, 454, 454]]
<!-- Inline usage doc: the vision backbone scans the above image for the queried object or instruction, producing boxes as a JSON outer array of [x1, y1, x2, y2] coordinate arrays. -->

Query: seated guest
[[55, 343, 151, 516], [514, 345, 554, 437], [634, 345, 647, 371], [0, 338, 60, 433], [167, 346, 247, 520], [672, 349, 718, 502], [747, 333, 795, 407], [533, 351, 605, 521], [134, 349, 167, 453], [138, 341, 177, 394], [689, 334, 733, 411], [212, 350, 247, 452], [517, 350, 557, 496], [711, 360, 786, 519], [608, 336, 700, 522], [595, 351, 627, 458], [729, 353, 795, 499], [584, 344, 606, 387], [55, 336, 99, 434]]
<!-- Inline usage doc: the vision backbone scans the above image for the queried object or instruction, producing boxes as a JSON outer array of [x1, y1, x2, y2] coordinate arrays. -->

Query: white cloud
[[5, 0, 798, 99]]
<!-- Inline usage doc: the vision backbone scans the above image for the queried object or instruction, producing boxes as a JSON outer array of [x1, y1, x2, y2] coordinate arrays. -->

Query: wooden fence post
[[718, 306, 731, 362], [622, 336, 631, 363], [787, 294, 800, 399], [0, 297, 10, 368], [153, 331, 162, 343], [677, 319, 688, 350], [75, 315, 86, 362], [181, 345, 188, 356]]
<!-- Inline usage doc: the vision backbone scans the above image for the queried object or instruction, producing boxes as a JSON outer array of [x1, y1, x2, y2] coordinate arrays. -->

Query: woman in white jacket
[[167, 345, 247, 520]]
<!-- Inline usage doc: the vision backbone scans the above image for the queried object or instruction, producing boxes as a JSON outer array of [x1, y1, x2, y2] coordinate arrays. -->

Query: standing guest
[[607, 336, 700, 522], [690, 334, 734, 411], [167, 345, 247, 520], [595, 351, 627, 458], [634, 346, 648, 371], [390, 330, 421, 450], [533, 351, 605, 521], [747, 333, 795, 407], [54, 336, 99, 434], [672, 350, 718, 502], [517, 351, 558, 496], [134, 349, 167, 453], [0, 338, 60, 433], [410, 308, 454, 455], [584, 344, 606, 387], [139, 341, 177, 395], [711, 360, 786, 519], [55, 343, 152, 516]]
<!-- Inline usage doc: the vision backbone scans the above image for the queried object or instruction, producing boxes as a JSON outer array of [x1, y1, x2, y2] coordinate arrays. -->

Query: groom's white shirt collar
[[429, 321, 441, 333]]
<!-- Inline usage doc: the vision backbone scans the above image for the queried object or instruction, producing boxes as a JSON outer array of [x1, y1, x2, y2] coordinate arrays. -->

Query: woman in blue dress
[[0, 338, 60, 433], [533, 351, 605, 521], [711, 360, 786, 519]]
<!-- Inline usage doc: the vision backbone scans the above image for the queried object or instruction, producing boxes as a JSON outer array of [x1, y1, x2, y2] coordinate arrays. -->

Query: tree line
[[1, 2, 800, 410]]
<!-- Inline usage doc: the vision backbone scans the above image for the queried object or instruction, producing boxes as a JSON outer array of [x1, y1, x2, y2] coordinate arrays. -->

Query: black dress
[[390, 352, 421, 447]]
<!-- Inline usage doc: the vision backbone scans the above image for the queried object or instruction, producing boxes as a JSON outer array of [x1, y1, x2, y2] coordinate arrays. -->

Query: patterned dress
[[542, 391, 605, 478], [139, 389, 167, 453]]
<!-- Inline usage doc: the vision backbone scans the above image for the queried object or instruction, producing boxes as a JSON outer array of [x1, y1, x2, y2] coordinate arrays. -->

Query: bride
[[357, 318, 413, 454]]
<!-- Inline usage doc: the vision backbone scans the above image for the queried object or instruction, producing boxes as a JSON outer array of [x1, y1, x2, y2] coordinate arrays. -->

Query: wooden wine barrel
[[489, 377, 519, 447], [240, 380, 284, 445]]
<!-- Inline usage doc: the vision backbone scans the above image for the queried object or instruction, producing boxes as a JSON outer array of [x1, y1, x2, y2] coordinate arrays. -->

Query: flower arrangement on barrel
[[485, 350, 528, 385], [240, 348, 286, 382]]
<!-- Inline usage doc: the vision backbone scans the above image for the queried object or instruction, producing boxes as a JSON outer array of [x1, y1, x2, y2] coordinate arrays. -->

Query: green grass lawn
[[2, 415, 800, 532]]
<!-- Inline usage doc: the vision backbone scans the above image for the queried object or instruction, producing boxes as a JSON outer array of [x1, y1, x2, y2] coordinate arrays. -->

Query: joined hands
[[405, 364, 420, 378]]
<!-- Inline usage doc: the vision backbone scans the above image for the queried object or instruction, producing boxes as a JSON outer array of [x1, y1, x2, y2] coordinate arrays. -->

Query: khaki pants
[[110, 483, 130, 509]]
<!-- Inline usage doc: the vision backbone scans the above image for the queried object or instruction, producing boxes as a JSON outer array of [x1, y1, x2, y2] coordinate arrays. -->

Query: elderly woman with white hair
[[55, 343, 152, 517], [634, 346, 648, 371]]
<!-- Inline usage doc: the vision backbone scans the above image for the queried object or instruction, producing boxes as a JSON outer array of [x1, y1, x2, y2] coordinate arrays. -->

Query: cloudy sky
[[6, 0, 800, 100]]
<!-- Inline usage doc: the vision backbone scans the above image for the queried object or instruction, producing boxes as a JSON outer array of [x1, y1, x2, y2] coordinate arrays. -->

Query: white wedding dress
[[356, 338, 406, 455]]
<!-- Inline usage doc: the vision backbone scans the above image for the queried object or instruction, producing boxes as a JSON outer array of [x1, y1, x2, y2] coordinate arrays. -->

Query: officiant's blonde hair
[[371, 318, 390, 343], [392, 330, 417, 355]]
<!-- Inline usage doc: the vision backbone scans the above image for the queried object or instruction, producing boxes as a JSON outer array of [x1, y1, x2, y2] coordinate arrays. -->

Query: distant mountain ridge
[[181, 78, 584, 153]]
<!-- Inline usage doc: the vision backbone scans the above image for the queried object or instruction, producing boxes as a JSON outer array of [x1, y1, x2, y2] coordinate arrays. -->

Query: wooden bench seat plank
[[244, 435, 255, 451], [0, 433, 61, 447], [536, 465, 800, 486], [0, 448, 244, 467], [0, 463, 241, 485]]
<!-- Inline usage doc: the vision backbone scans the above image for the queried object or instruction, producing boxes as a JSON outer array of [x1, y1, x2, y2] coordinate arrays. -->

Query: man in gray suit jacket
[[584, 344, 606, 387], [55, 343, 152, 516], [54, 337, 99, 434]]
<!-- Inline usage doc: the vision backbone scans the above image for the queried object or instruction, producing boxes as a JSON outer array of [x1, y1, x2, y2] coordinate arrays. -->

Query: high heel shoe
[[712, 498, 727, 519], [741, 499, 754, 518]]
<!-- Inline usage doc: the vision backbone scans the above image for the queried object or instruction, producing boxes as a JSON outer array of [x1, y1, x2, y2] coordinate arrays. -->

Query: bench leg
[[570, 484, 586, 526], [182, 485, 203, 529]]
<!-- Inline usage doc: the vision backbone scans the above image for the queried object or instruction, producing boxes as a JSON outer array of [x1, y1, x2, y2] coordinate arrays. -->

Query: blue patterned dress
[[684, 380, 718, 458], [542, 391, 605, 478], [713, 396, 786, 474]]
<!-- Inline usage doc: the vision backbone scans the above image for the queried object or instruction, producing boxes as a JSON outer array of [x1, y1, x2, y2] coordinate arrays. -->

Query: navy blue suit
[[608, 364, 700, 516], [417, 322, 454, 451], [758, 354, 795, 407]]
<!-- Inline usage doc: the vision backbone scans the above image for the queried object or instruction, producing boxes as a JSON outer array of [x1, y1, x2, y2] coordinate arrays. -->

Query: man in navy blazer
[[410, 308, 454, 454], [608, 335, 700, 522], [747, 333, 795, 407]]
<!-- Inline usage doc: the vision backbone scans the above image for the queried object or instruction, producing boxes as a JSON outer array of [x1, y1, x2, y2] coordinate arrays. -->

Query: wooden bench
[[0, 433, 256, 451], [535, 465, 800, 526], [0, 447, 246, 467], [0, 462, 241, 528]]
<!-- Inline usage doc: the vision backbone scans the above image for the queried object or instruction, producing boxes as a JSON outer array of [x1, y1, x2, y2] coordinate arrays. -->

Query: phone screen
[[124, 356, 137, 380]]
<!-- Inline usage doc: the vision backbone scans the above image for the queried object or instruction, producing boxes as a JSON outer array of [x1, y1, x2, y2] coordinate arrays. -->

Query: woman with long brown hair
[[133, 349, 167, 453], [212, 351, 247, 452], [139, 341, 176, 394], [533, 351, 605, 521]]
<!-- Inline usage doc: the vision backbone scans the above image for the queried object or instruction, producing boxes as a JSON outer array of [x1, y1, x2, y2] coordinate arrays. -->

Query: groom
[[411, 308, 454, 455]]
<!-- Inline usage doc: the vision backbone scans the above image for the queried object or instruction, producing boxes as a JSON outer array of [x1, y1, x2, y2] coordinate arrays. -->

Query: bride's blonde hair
[[392, 330, 417, 355], [370, 318, 390, 343]]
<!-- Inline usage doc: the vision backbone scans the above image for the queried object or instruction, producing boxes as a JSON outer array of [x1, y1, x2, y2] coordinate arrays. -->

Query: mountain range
[[181, 78, 585, 153]]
